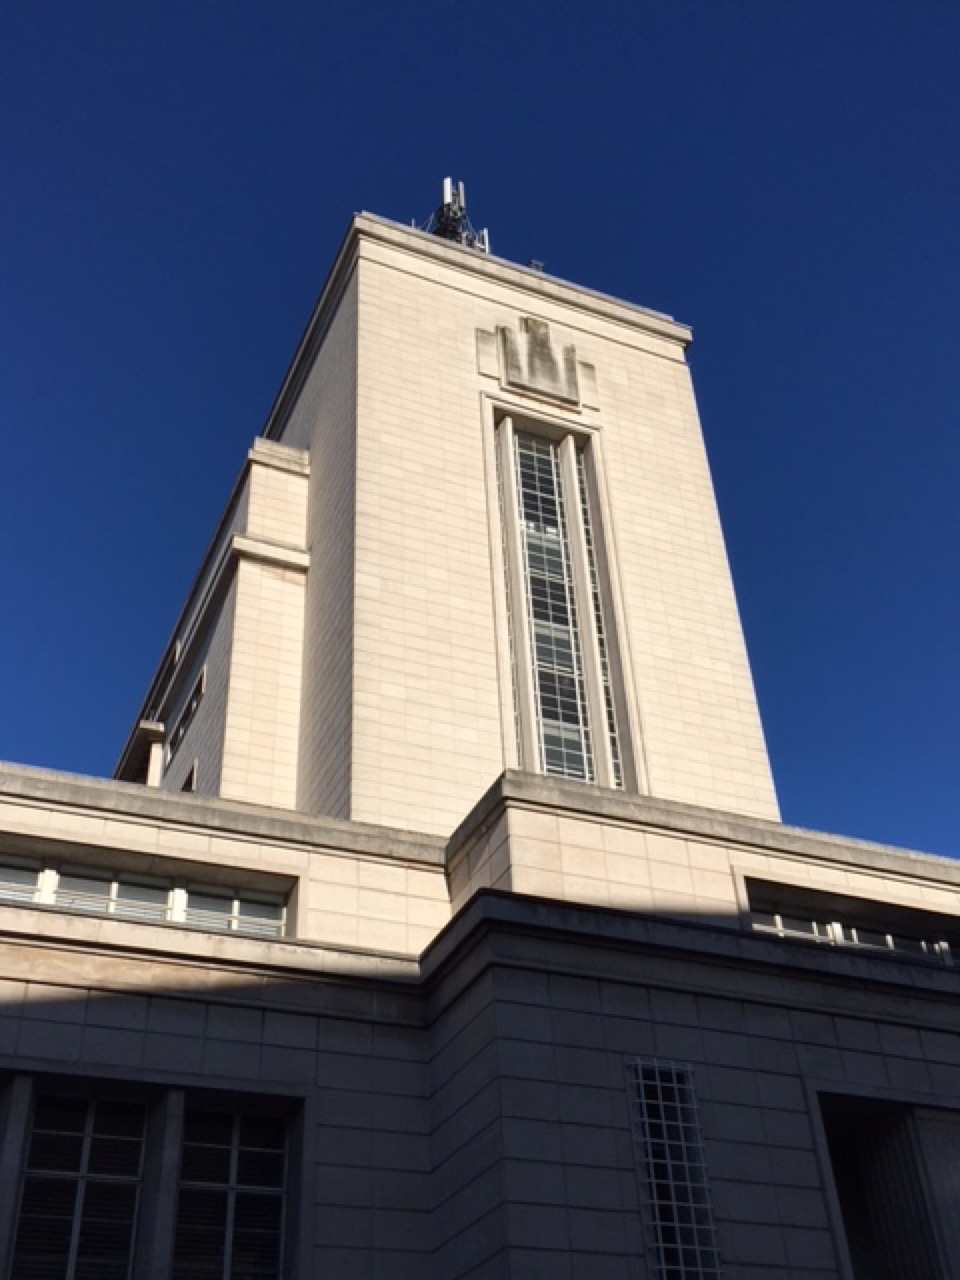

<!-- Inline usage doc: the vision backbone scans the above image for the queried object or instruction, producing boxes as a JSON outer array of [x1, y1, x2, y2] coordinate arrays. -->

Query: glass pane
[[32, 1096, 88, 1134], [856, 928, 889, 949], [234, 1193, 283, 1231], [88, 1136, 143, 1178], [171, 1261, 224, 1280], [184, 1111, 233, 1147], [19, 1175, 79, 1219], [12, 1202, 76, 1276], [237, 901, 282, 924], [80, 1182, 139, 1222], [114, 882, 169, 921], [75, 1182, 140, 1278], [94, 1103, 145, 1140], [232, 1238, 283, 1275], [779, 914, 817, 936], [236, 901, 283, 938], [173, 1188, 228, 1277], [891, 934, 927, 954], [236, 1150, 285, 1189], [238, 1116, 285, 1151], [181, 1144, 232, 1185], [187, 893, 231, 916], [0, 863, 39, 902], [175, 1188, 228, 1232], [28, 1132, 85, 1173], [185, 893, 233, 930], [56, 875, 111, 913]]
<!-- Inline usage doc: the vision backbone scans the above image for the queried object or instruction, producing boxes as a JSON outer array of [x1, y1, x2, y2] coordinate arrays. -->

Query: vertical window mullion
[[225, 1121, 239, 1280], [64, 1103, 96, 1280], [37, 867, 58, 904], [0, 1078, 33, 1272], [559, 435, 616, 789], [169, 887, 188, 924], [576, 447, 626, 788], [496, 416, 541, 771], [133, 1090, 184, 1280]]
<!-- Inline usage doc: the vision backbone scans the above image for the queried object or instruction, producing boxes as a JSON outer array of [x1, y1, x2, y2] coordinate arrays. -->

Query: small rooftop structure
[[421, 176, 490, 252]]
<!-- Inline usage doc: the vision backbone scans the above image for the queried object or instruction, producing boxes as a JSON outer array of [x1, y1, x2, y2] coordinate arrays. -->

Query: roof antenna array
[[421, 178, 490, 253]]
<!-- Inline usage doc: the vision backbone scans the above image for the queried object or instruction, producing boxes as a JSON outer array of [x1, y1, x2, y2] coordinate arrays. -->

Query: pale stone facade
[[2, 207, 958, 1280], [118, 214, 778, 833]]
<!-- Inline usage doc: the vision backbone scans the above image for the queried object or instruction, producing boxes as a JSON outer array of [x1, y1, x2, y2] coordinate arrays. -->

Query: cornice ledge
[[354, 212, 693, 346], [231, 533, 310, 572], [447, 770, 960, 886], [0, 763, 447, 866]]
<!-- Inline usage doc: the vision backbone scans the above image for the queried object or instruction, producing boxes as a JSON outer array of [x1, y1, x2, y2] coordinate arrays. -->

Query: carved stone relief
[[476, 316, 598, 410]]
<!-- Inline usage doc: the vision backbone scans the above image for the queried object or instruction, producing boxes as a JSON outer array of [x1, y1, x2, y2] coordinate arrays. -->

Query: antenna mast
[[421, 178, 490, 253]]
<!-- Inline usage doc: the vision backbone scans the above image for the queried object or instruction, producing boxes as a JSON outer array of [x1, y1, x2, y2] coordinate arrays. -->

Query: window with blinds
[[56, 873, 170, 922], [7, 1086, 290, 1280], [173, 1110, 286, 1280], [0, 859, 287, 939], [747, 878, 960, 965], [184, 892, 285, 938], [11, 1094, 146, 1280], [0, 861, 41, 903]]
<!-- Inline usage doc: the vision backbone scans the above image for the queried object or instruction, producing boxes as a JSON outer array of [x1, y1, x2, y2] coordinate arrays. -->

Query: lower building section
[[2, 1081, 292, 1280], [3, 889, 960, 1278], [820, 1095, 960, 1280]]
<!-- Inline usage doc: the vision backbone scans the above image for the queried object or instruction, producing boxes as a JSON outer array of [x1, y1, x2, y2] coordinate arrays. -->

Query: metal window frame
[[751, 909, 954, 964], [0, 861, 286, 939], [174, 1108, 287, 1280], [11, 1092, 147, 1280], [628, 1058, 723, 1280], [495, 413, 624, 789], [1, 1080, 294, 1280], [166, 666, 207, 766]]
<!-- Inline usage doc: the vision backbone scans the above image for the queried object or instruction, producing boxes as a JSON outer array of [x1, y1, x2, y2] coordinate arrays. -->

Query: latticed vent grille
[[628, 1060, 723, 1280]]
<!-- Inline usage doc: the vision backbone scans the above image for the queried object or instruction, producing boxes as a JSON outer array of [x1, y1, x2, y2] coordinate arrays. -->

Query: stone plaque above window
[[500, 317, 579, 403], [477, 317, 598, 409]]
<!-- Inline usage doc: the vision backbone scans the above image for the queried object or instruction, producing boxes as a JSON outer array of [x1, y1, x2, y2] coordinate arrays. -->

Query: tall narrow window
[[167, 669, 206, 765], [497, 417, 625, 787], [577, 448, 623, 788], [11, 1094, 146, 1280], [515, 432, 594, 780], [173, 1109, 286, 1280], [628, 1060, 723, 1280]]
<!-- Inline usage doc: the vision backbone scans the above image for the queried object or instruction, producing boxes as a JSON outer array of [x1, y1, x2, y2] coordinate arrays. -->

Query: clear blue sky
[[1, 1, 957, 854]]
